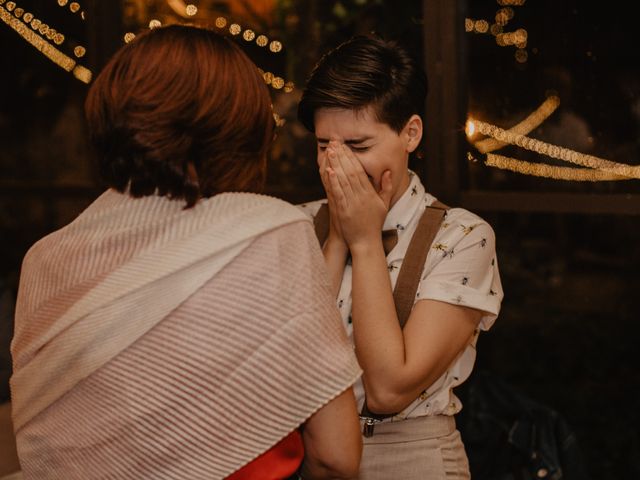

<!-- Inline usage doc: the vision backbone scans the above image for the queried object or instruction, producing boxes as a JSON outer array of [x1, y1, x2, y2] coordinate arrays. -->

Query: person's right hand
[[319, 149, 346, 248], [324, 143, 392, 253]]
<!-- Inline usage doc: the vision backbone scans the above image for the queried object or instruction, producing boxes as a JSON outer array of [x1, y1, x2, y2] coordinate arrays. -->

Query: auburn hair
[[85, 24, 275, 208]]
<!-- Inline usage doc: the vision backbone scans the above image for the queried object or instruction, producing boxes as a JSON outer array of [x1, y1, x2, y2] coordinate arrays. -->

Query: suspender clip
[[360, 416, 381, 437]]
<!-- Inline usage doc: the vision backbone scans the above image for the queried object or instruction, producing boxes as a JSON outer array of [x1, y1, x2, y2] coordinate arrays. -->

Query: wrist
[[349, 237, 384, 258], [323, 234, 349, 257]]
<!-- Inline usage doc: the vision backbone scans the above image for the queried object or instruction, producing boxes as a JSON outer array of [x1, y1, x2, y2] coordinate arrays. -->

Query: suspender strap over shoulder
[[392, 200, 448, 328]]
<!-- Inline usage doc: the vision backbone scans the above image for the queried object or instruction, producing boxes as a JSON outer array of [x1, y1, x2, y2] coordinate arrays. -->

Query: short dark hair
[[297, 35, 428, 134], [85, 24, 275, 208]]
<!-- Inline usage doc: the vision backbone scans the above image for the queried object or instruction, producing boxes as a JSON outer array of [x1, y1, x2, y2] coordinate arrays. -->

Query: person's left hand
[[325, 142, 393, 251]]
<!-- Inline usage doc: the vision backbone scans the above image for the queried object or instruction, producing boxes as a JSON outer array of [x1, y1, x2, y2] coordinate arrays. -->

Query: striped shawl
[[10, 190, 361, 479]]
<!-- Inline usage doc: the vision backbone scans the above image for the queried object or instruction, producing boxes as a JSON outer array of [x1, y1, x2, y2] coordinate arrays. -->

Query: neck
[[389, 171, 411, 208]]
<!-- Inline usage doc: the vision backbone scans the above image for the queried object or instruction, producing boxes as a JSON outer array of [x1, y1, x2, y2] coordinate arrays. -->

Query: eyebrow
[[317, 136, 374, 145]]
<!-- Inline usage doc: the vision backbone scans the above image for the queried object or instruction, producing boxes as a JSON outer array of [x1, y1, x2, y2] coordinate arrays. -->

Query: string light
[[1, 0, 90, 54], [0, 1, 91, 83], [212, 16, 294, 92], [269, 40, 282, 53], [465, 0, 528, 63], [256, 34, 268, 47], [461, 1, 633, 182], [1, 5, 295, 93], [242, 29, 255, 41], [7, 3, 62, 44], [471, 96, 559, 153], [497, 0, 526, 5], [484, 153, 630, 182], [472, 119, 640, 179], [57, 0, 85, 21]]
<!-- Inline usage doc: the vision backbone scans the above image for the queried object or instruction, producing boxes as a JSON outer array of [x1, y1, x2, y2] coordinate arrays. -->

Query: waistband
[[360, 415, 456, 444]]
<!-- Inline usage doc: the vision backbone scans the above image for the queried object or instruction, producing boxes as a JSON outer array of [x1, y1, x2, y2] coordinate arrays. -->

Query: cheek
[[357, 154, 385, 178]]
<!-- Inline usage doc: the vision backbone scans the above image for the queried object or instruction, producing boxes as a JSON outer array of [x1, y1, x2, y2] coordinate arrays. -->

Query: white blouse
[[298, 171, 503, 420]]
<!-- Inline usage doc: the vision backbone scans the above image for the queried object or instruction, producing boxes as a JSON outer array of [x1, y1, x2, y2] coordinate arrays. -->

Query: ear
[[403, 114, 423, 153]]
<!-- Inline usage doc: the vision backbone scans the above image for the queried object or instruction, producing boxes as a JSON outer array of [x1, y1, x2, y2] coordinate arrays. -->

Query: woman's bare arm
[[299, 388, 362, 479]]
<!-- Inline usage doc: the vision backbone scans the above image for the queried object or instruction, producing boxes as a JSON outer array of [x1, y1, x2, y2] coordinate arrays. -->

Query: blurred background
[[1, 1, 639, 478]]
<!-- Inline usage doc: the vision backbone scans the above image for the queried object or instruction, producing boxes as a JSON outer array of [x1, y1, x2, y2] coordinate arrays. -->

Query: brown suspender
[[392, 201, 448, 328], [312, 200, 449, 436]]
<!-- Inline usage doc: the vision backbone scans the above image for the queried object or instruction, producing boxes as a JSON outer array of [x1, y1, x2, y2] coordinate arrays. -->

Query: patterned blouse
[[298, 170, 503, 420]]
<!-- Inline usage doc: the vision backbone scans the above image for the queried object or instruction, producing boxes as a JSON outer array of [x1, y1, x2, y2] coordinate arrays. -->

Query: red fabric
[[225, 429, 304, 479]]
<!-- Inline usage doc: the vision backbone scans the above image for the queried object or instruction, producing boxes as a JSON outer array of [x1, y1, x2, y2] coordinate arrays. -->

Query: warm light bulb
[[465, 119, 477, 139]]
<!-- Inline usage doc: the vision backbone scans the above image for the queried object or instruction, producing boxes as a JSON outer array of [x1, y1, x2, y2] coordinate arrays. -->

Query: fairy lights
[[57, 0, 85, 21], [485, 153, 630, 182], [256, 34, 268, 47], [461, 1, 635, 181], [1, 3, 295, 92], [0, 1, 91, 83], [469, 116, 639, 181], [497, 0, 526, 5], [242, 29, 255, 41], [466, 0, 528, 63], [121, 14, 294, 94], [471, 96, 560, 154], [212, 16, 293, 92], [3, 0, 88, 55], [269, 40, 282, 53]]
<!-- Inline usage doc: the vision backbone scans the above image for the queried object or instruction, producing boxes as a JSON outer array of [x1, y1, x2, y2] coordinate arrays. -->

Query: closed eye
[[349, 145, 371, 152], [317, 143, 370, 152]]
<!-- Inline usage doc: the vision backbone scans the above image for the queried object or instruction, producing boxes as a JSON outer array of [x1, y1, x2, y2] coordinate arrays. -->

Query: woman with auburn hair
[[10, 25, 362, 480]]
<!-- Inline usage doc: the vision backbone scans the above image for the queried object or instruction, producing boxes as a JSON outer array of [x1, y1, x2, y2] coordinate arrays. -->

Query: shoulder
[[206, 193, 312, 232], [222, 192, 309, 218], [436, 206, 496, 248], [296, 198, 327, 219], [252, 215, 322, 261]]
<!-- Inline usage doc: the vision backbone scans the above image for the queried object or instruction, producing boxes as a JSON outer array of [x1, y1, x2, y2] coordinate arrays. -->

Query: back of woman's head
[[298, 35, 428, 134], [85, 24, 274, 208]]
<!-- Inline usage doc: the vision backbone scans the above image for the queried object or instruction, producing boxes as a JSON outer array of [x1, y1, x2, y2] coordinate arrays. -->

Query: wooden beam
[[84, 0, 124, 75], [460, 191, 640, 215]]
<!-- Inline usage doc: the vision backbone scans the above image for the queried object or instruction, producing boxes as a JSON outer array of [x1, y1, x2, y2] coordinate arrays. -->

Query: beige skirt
[[358, 415, 470, 480]]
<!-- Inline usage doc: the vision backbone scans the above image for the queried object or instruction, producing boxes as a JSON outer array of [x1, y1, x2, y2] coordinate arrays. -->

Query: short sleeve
[[416, 218, 503, 330], [296, 199, 326, 220]]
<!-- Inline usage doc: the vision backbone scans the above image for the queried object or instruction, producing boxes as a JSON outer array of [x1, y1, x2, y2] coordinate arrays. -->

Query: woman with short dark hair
[[298, 35, 503, 479], [10, 24, 362, 480]]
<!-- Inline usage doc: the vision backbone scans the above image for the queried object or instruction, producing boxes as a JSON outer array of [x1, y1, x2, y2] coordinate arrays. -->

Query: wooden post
[[84, 0, 124, 76], [423, 0, 468, 203]]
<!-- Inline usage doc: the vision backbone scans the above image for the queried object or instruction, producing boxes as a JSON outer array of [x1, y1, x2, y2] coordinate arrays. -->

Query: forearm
[[350, 241, 407, 400], [352, 246, 484, 412], [300, 459, 358, 480], [322, 236, 349, 297], [300, 389, 362, 479]]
